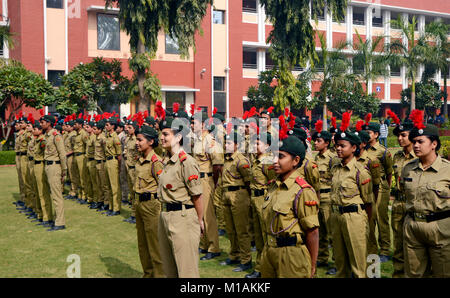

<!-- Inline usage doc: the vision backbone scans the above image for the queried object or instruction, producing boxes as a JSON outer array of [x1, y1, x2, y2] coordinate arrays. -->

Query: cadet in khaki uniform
[[245, 132, 276, 278], [123, 120, 139, 223], [40, 115, 67, 231], [72, 118, 89, 204], [93, 121, 110, 211], [312, 121, 339, 271], [391, 119, 415, 277], [157, 117, 204, 278], [18, 118, 33, 212], [192, 113, 223, 260], [117, 122, 129, 204], [64, 121, 77, 199], [220, 130, 253, 272], [400, 114, 450, 278], [13, 119, 26, 208], [85, 122, 99, 208], [364, 119, 393, 261], [26, 118, 39, 220], [331, 116, 374, 278], [134, 126, 165, 277], [260, 135, 319, 278], [104, 118, 123, 215]]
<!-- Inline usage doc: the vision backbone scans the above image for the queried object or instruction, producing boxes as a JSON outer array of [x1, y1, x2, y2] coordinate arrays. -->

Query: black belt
[[227, 185, 246, 192], [128, 166, 135, 169], [164, 203, 195, 212], [200, 172, 213, 178], [88, 158, 95, 161], [96, 160, 104, 164], [332, 204, 365, 214], [66, 153, 73, 157], [75, 152, 84, 156], [276, 235, 297, 247], [106, 156, 117, 160], [28, 156, 34, 161], [138, 192, 157, 202], [320, 189, 331, 194], [381, 175, 386, 180], [45, 161, 61, 165], [252, 189, 265, 197], [17, 152, 27, 156], [408, 210, 450, 223], [34, 160, 43, 165]]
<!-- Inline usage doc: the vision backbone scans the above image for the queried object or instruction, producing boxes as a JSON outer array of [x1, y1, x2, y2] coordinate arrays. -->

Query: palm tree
[[0, 25, 15, 57], [387, 15, 429, 111], [424, 20, 450, 122]]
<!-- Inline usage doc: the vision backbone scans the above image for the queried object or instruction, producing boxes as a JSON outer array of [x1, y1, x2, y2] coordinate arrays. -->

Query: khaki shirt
[[14, 130, 23, 152], [27, 135, 35, 158], [400, 155, 450, 214], [44, 128, 67, 171], [72, 129, 88, 153], [33, 135, 45, 161], [124, 135, 139, 167], [94, 133, 106, 161], [105, 131, 122, 157], [222, 152, 252, 188], [331, 157, 374, 206], [262, 173, 319, 247], [18, 130, 31, 152], [393, 149, 416, 192], [158, 150, 203, 205], [86, 133, 96, 159], [64, 130, 76, 155], [250, 153, 276, 191], [315, 149, 340, 201], [135, 150, 163, 194], [192, 130, 224, 173], [366, 142, 393, 179], [296, 156, 321, 193], [357, 150, 382, 186]]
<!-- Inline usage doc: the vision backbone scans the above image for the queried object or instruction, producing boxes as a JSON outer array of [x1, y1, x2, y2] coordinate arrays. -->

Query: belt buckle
[[414, 212, 427, 222]]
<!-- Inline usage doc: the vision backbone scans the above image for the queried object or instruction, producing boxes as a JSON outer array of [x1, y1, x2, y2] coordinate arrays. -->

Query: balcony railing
[[243, 63, 257, 69], [243, 7, 257, 14]]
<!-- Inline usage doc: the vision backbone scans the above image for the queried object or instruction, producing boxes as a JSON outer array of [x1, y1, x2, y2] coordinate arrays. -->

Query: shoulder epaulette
[[179, 151, 187, 162], [151, 154, 158, 163], [295, 177, 311, 189], [53, 131, 58, 136]]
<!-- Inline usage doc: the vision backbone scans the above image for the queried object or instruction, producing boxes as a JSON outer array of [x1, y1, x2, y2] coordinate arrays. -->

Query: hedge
[[0, 151, 16, 165]]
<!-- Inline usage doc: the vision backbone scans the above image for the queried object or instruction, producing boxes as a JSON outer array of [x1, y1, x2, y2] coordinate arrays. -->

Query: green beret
[[117, 121, 125, 128], [88, 121, 95, 127], [334, 130, 361, 146], [173, 110, 189, 120], [75, 118, 84, 124], [126, 120, 139, 130], [67, 120, 75, 127], [93, 120, 105, 130], [33, 120, 42, 129], [41, 115, 56, 125], [279, 136, 306, 160], [393, 119, 414, 136], [312, 131, 332, 142], [408, 124, 440, 140], [329, 126, 339, 134], [354, 130, 370, 144], [213, 113, 225, 122], [364, 122, 380, 133], [258, 132, 273, 146], [145, 116, 155, 125], [160, 117, 189, 133], [55, 125, 63, 132], [261, 109, 274, 118], [290, 127, 307, 141], [138, 125, 159, 139]]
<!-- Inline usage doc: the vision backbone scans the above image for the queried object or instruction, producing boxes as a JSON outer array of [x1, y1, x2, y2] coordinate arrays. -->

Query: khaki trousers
[[44, 163, 65, 226], [368, 180, 391, 255], [86, 159, 98, 203], [120, 157, 129, 201], [95, 160, 109, 204], [105, 158, 121, 212], [199, 176, 220, 253], [250, 194, 265, 272], [213, 181, 225, 230], [158, 207, 201, 278], [15, 155, 25, 202], [84, 158, 93, 202], [391, 199, 406, 277], [67, 155, 77, 197], [222, 188, 252, 264], [20, 155, 33, 208], [318, 200, 333, 264], [260, 244, 312, 278], [126, 165, 136, 217], [74, 155, 87, 199], [29, 160, 41, 218], [35, 162, 52, 222], [135, 195, 165, 278]]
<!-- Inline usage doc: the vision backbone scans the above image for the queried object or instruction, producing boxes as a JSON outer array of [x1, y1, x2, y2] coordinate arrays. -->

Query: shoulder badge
[[305, 200, 318, 206], [179, 151, 187, 162], [372, 163, 380, 168], [312, 164, 318, 168], [188, 175, 199, 181], [295, 177, 311, 188], [151, 154, 158, 163], [242, 164, 250, 169], [267, 165, 274, 170], [362, 178, 371, 185], [53, 131, 58, 136], [156, 169, 163, 176]]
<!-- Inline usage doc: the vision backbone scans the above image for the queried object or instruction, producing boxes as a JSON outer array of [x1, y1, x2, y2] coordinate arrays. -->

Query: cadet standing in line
[[13, 117, 26, 208], [220, 128, 253, 273], [72, 117, 89, 204], [18, 116, 33, 213], [260, 134, 319, 278], [364, 113, 393, 261], [93, 120, 110, 212], [330, 113, 374, 278], [103, 118, 123, 216], [312, 120, 339, 274], [134, 125, 165, 278], [26, 115, 39, 220], [123, 120, 139, 224], [157, 116, 204, 278], [245, 132, 276, 278], [390, 114, 415, 278], [192, 112, 223, 260], [85, 121, 99, 209], [117, 121, 129, 205], [40, 115, 67, 231], [400, 110, 450, 278], [64, 119, 77, 200]]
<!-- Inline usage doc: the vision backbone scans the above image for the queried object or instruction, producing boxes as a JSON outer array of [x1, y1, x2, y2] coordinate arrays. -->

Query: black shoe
[[48, 225, 65, 231], [245, 271, 261, 278], [316, 261, 329, 268], [89, 202, 98, 209], [37, 221, 49, 226], [121, 199, 128, 204], [102, 210, 112, 215], [80, 199, 88, 205], [27, 214, 37, 219], [107, 211, 120, 216], [100, 205, 109, 211], [200, 252, 221, 261], [251, 240, 255, 247], [32, 218, 43, 223], [218, 229, 226, 236], [199, 248, 208, 254], [379, 255, 392, 263], [123, 216, 135, 223], [326, 267, 337, 275], [128, 217, 136, 224], [43, 221, 55, 228], [232, 261, 252, 272], [220, 258, 240, 266]]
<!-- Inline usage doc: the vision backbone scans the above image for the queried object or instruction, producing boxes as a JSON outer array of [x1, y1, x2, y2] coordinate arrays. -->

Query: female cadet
[[400, 110, 450, 278], [157, 116, 204, 278], [123, 120, 139, 224], [260, 131, 320, 278], [330, 113, 374, 278], [134, 125, 165, 278]]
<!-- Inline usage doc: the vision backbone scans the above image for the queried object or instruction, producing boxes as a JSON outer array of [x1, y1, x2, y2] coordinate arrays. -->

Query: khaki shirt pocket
[[340, 180, 359, 199]]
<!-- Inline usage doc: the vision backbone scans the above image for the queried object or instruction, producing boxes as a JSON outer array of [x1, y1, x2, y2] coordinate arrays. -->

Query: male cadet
[[312, 120, 340, 274], [17, 115, 33, 214], [117, 121, 129, 205], [64, 118, 77, 200], [85, 120, 99, 208], [104, 117, 123, 216], [192, 112, 223, 260], [123, 119, 139, 224], [220, 128, 253, 273], [93, 119, 110, 212], [259, 106, 278, 137], [40, 115, 67, 231], [25, 114, 38, 220], [72, 115, 89, 204], [364, 113, 393, 262], [12, 116, 26, 208]]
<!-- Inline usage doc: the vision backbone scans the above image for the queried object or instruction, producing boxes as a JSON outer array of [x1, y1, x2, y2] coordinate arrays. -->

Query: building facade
[[1, 0, 450, 120]]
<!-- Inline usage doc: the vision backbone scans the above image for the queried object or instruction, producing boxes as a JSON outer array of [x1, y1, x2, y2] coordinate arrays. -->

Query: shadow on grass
[[99, 255, 141, 278], [12, 193, 20, 201]]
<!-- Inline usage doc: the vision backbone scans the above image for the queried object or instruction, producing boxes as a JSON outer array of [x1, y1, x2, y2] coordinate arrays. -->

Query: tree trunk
[[136, 39, 149, 112], [411, 79, 416, 111], [322, 90, 328, 130], [444, 74, 448, 122]]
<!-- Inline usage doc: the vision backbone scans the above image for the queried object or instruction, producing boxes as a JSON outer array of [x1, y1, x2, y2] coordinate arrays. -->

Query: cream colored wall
[[390, 77, 402, 84], [213, 23, 227, 76], [154, 31, 194, 62], [213, 0, 226, 11], [312, 21, 327, 31], [333, 23, 346, 33], [353, 25, 366, 35], [243, 12, 257, 24], [372, 28, 384, 37], [47, 8, 66, 70], [243, 68, 258, 78]]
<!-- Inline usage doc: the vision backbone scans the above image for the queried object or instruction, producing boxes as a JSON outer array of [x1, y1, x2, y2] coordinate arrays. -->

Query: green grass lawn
[[0, 166, 393, 278]]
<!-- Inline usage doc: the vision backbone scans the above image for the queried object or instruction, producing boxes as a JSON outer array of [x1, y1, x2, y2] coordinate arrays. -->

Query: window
[[213, 10, 225, 24], [214, 77, 225, 92], [48, 70, 65, 87], [243, 0, 257, 13], [408, 15, 419, 31], [390, 64, 401, 77], [352, 56, 364, 74], [311, 1, 325, 21], [372, 9, 383, 27], [213, 78, 226, 117], [243, 47, 257, 69], [265, 51, 275, 70], [47, 0, 63, 9], [165, 92, 186, 113], [390, 11, 401, 29], [353, 6, 365, 25], [97, 14, 120, 51], [165, 35, 180, 55]]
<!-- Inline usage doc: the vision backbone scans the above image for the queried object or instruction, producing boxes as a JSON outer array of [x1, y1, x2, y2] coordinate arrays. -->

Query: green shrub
[[441, 140, 450, 159], [0, 151, 16, 165]]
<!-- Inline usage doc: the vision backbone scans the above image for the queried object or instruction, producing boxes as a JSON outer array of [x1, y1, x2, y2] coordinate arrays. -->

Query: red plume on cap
[[279, 115, 289, 140], [267, 106, 274, 114], [190, 104, 195, 116], [409, 109, 425, 129], [284, 108, 290, 118], [248, 106, 257, 118], [387, 109, 400, 125], [315, 120, 323, 133], [288, 113, 296, 129], [340, 112, 351, 132], [213, 107, 218, 115], [173, 102, 180, 114], [331, 117, 337, 129], [127, 114, 132, 121], [39, 108, 45, 117], [78, 113, 83, 119], [155, 101, 166, 120], [355, 120, 364, 132], [143, 110, 149, 118], [87, 115, 92, 122], [27, 113, 34, 123], [364, 113, 372, 125], [243, 111, 249, 120]]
